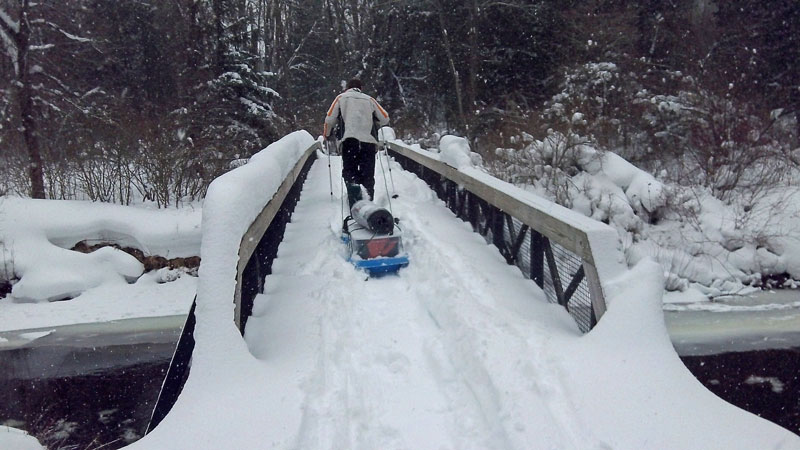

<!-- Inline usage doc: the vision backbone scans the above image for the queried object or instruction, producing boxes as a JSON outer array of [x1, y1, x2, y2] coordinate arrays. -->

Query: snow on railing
[[386, 140, 626, 332], [146, 131, 319, 433], [233, 141, 320, 331], [148, 130, 622, 434]]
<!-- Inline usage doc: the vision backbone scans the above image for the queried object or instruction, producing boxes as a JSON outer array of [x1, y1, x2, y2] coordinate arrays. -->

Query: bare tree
[[0, 0, 95, 198]]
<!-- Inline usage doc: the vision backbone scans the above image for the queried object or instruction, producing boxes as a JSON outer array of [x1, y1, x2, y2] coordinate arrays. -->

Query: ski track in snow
[[244, 154, 603, 450]]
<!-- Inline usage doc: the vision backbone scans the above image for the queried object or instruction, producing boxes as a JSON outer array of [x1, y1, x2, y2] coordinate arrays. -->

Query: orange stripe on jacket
[[327, 95, 342, 116], [324, 95, 342, 136], [371, 98, 388, 118]]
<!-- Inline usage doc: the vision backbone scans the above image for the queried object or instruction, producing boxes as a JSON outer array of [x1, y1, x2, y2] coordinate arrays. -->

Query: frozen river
[[1, 290, 799, 446], [664, 289, 800, 355], [3, 290, 798, 360]]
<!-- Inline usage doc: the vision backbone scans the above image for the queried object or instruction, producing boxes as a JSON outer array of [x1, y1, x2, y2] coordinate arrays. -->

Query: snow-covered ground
[[0, 426, 43, 450], [0, 197, 199, 341], [135, 135, 799, 449], [2, 131, 799, 448], [0, 197, 201, 303], [493, 133, 800, 300]]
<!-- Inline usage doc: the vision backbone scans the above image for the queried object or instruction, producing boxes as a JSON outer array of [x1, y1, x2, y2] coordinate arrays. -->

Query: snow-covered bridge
[[133, 131, 798, 449]]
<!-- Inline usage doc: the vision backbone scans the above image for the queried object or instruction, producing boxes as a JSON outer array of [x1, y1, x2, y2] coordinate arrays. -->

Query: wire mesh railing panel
[[549, 241, 593, 332], [389, 149, 596, 333], [511, 217, 533, 277]]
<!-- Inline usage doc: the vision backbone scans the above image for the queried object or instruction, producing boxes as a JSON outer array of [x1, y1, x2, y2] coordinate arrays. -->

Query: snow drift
[[133, 130, 798, 449], [0, 197, 201, 302]]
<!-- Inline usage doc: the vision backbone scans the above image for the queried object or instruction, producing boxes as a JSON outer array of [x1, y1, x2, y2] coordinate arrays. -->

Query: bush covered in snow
[[485, 55, 800, 299], [491, 129, 800, 298]]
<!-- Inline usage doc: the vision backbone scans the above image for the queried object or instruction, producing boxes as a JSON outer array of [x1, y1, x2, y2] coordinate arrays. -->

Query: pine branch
[[0, 8, 19, 36]]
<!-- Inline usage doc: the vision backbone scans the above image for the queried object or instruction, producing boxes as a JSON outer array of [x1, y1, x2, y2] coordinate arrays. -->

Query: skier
[[324, 78, 390, 208]]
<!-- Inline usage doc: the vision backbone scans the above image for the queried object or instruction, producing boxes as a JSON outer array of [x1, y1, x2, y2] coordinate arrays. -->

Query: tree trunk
[[212, 0, 226, 74], [466, 0, 479, 113], [435, 0, 465, 129], [16, 0, 45, 198]]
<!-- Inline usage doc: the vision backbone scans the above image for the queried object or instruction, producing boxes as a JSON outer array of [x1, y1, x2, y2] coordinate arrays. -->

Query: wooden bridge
[[133, 131, 793, 450]]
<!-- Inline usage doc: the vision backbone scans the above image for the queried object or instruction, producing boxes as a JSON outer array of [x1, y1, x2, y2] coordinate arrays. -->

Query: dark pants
[[341, 138, 376, 207]]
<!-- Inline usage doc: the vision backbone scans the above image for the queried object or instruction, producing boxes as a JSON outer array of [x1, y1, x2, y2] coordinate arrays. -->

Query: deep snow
[[1, 131, 799, 449], [0, 197, 201, 303], [0, 197, 199, 335], [134, 135, 799, 449], [494, 133, 800, 300]]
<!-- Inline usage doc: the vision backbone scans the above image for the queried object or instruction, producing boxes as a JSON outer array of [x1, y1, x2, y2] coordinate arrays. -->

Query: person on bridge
[[324, 78, 390, 208]]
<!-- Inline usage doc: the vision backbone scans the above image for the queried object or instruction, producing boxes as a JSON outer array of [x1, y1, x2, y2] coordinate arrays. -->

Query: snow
[[11, 245, 144, 302], [439, 135, 474, 168], [0, 196, 201, 303], [745, 375, 785, 393], [0, 426, 44, 450], [1, 129, 798, 449], [574, 144, 667, 224], [17, 329, 54, 341], [497, 131, 800, 298], [0, 9, 19, 34], [0, 271, 196, 332], [134, 136, 798, 449], [0, 196, 199, 336], [378, 126, 396, 142], [0, 9, 19, 75], [54, 25, 92, 43]]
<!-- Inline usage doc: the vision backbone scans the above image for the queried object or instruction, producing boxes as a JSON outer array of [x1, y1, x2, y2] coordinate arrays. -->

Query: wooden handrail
[[233, 141, 321, 330], [386, 141, 622, 324]]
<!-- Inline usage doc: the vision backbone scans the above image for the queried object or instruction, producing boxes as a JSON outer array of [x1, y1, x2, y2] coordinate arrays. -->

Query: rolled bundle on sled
[[341, 200, 409, 275]]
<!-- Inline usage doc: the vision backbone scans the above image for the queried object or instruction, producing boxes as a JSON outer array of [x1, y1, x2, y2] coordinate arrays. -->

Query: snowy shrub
[[491, 129, 592, 207], [633, 77, 794, 200]]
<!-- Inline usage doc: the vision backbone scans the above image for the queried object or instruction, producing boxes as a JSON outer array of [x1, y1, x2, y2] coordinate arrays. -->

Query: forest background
[[1, 0, 798, 210]]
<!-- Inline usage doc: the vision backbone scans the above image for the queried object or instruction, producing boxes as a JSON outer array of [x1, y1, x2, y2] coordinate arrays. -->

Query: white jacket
[[324, 88, 390, 145]]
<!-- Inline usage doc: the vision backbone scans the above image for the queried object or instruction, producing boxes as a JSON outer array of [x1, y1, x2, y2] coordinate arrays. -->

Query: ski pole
[[382, 141, 398, 199], [326, 139, 334, 201], [340, 174, 346, 230], [378, 148, 394, 217]]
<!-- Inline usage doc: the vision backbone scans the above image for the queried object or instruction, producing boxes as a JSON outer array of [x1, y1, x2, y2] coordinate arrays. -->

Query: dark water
[[680, 348, 800, 437], [0, 358, 169, 449], [1, 326, 797, 448], [0, 324, 179, 449]]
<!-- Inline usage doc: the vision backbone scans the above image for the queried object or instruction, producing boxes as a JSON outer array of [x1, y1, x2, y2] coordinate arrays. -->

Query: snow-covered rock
[[0, 426, 45, 450], [0, 197, 200, 303], [9, 243, 143, 302]]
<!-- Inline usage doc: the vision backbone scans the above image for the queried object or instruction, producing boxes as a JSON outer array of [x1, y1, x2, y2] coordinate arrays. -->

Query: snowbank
[[0, 426, 44, 450], [137, 142, 797, 449], [0, 197, 201, 303], [132, 130, 318, 449], [494, 133, 800, 299], [564, 259, 799, 449]]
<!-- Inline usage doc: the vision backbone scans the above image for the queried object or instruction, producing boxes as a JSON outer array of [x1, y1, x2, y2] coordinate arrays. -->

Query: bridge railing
[[147, 134, 319, 433], [234, 141, 319, 331], [386, 141, 624, 333]]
